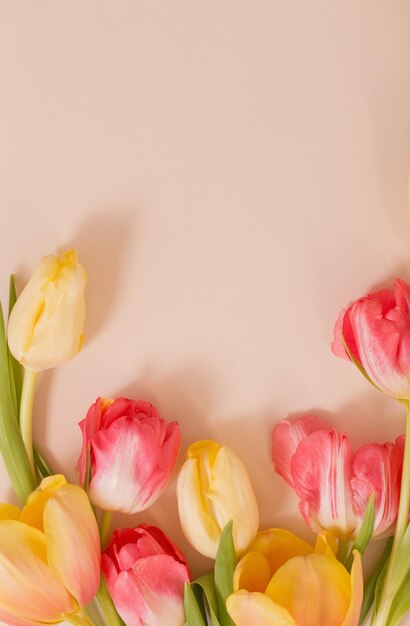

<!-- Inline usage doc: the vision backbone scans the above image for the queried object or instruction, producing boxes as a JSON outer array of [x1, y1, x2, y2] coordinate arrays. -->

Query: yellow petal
[[0, 504, 21, 521], [177, 457, 221, 558], [208, 445, 259, 554], [314, 532, 338, 556], [266, 553, 351, 626], [233, 551, 271, 592], [0, 519, 76, 621], [246, 529, 313, 577], [44, 483, 101, 607], [21, 474, 67, 531], [342, 550, 363, 626], [227, 591, 297, 626]]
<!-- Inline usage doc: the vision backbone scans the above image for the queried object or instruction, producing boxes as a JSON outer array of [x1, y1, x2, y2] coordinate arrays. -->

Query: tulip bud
[[78, 397, 181, 513], [177, 440, 259, 559], [0, 475, 100, 625], [102, 525, 190, 626], [8, 250, 87, 372]]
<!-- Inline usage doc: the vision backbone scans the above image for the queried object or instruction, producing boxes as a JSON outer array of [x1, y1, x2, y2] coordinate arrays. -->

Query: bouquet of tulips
[[1, 250, 410, 626]]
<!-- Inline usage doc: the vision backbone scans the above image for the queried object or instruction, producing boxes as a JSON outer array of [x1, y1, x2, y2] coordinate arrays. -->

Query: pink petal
[[290, 430, 357, 537], [77, 398, 104, 485], [89, 416, 180, 513], [104, 554, 189, 626], [271, 415, 329, 486], [350, 298, 410, 397], [103, 399, 160, 429], [351, 436, 404, 537]]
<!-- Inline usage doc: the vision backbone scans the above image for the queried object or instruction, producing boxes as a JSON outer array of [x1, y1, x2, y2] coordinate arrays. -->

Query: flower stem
[[100, 510, 113, 548], [19, 368, 37, 479], [336, 538, 350, 567], [370, 401, 410, 625], [97, 577, 125, 626]]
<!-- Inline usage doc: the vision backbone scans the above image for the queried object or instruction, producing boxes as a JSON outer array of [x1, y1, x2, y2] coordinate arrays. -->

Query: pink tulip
[[78, 397, 180, 513], [271, 415, 404, 538], [331, 278, 410, 399], [102, 525, 190, 626]]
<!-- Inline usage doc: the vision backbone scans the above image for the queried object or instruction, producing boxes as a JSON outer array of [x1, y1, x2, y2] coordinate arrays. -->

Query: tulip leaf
[[346, 493, 375, 571], [7, 275, 22, 416], [214, 521, 236, 626], [363, 538, 392, 624], [33, 446, 53, 479], [385, 570, 410, 626], [192, 571, 220, 626], [0, 302, 35, 503], [184, 583, 207, 626]]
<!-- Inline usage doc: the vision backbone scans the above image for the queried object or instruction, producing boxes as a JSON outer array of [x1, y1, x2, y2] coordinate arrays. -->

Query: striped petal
[[290, 429, 357, 537], [44, 484, 100, 606], [271, 416, 328, 486], [226, 591, 297, 626]]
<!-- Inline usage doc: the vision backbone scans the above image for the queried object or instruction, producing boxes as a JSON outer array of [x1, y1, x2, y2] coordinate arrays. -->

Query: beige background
[[0, 1, 409, 624]]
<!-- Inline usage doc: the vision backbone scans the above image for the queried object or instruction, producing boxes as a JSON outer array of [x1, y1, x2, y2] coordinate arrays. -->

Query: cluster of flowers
[[0, 250, 410, 626]]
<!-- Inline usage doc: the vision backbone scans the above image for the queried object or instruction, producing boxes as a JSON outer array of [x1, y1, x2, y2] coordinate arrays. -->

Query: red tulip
[[332, 279, 410, 399], [271, 415, 404, 538], [78, 398, 180, 513], [102, 525, 190, 626]]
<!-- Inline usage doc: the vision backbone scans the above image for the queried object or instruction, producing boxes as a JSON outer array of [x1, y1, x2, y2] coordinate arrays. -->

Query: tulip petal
[[89, 415, 180, 513], [233, 552, 272, 592], [177, 457, 221, 558], [266, 553, 351, 626], [208, 446, 259, 554], [44, 484, 100, 606], [226, 591, 297, 626], [350, 298, 410, 398], [104, 554, 189, 626], [20, 474, 67, 531], [342, 550, 363, 626], [244, 529, 313, 578], [351, 438, 404, 537], [271, 416, 329, 486], [0, 520, 76, 621], [290, 429, 357, 537], [0, 504, 21, 521]]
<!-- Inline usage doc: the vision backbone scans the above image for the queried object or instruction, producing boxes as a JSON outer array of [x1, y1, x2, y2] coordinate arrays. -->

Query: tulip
[[331, 279, 410, 400], [102, 524, 190, 626], [8, 250, 87, 372], [78, 397, 180, 513], [271, 415, 404, 538], [0, 474, 100, 626], [226, 529, 363, 626], [177, 440, 259, 559]]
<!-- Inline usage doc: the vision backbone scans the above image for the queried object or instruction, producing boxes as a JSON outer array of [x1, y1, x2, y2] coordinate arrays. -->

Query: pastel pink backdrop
[[0, 2, 409, 625]]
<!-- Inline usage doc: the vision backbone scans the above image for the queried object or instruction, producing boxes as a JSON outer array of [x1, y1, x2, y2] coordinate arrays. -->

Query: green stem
[[337, 538, 350, 567], [371, 402, 410, 625], [359, 537, 393, 625], [97, 577, 125, 626], [19, 369, 37, 479], [100, 510, 113, 548]]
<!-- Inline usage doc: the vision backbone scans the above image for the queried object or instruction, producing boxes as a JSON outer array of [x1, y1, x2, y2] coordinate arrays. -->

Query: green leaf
[[346, 493, 375, 571], [192, 571, 220, 626], [33, 446, 53, 479], [214, 521, 236, 626], [184, 583, 207, 626], [360, 537, 393, 624], [0, 302, 35, 503], [7, 276, 22, 416], [385, 570, 410, 626]]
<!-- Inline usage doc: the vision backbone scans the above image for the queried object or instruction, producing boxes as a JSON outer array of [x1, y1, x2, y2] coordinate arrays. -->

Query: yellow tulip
[[226, 530, 362, 626], [8, 250, 87, 372], [177, 440, 259, 559], [0, 475, 100, 625]]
